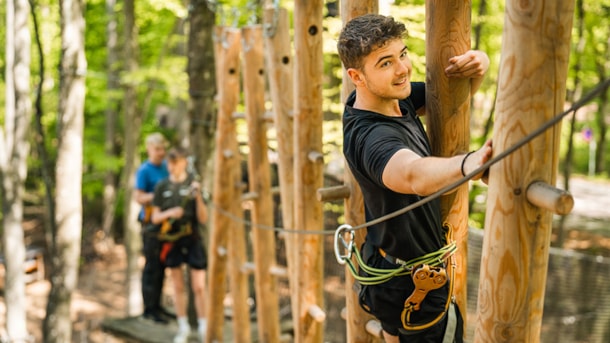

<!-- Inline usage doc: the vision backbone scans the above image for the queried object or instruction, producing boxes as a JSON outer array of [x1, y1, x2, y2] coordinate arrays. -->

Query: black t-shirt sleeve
[[410, 82, 426, 111], [360, 125, 406, 188]]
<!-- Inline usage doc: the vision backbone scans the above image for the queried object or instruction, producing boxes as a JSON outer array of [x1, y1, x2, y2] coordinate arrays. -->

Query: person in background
[[134, 132, 172, 323], [337, 14, 493, 343], [151, 147, 208, 343]]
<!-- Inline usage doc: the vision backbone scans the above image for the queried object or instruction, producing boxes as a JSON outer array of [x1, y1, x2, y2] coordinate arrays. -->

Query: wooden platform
[[101, 315, 294, 342], [101, 316, 219, 343]]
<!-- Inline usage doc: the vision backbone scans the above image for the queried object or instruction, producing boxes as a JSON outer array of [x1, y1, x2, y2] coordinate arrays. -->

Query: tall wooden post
[[263, 5, 298, 330], [207, 27, 249, 343], [425, 1, 472, 333], [242, 24, 281, 343], [293, 1, 325, 342], [474, 1, 575, 341], [340, 1, 383, 342]]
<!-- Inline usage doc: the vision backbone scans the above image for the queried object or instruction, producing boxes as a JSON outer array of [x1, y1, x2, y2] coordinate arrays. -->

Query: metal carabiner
[[333, 224, 355, 265]]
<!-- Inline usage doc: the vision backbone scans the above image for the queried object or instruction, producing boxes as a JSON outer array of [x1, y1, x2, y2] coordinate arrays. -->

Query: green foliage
[[3, 0, 609, 234]]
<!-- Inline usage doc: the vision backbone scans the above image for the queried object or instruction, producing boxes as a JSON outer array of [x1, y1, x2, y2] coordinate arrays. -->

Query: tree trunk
[[30, 0, 57, 249], [557, 0, 585, 248], [475, 1, 575, 341], [339, 2, 384, 342], [1, 0, 32, 341], [242, 25, 281, 343], [121, 0, 143, 317], [594, 87, 608, 174], [42, 0, 86, 341], [425, 1, 472, 332], [187, 0, 216, 187], [293, 1, 325, 341], [472, 0, 487, 51], [102, 0, 120, 243]]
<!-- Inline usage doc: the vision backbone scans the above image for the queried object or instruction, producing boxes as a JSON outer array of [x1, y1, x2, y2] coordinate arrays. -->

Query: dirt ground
[[1, 176, 609, 342]]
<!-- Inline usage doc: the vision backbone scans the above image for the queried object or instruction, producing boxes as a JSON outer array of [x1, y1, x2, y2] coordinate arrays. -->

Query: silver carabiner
[[333, 224, 355, 265]]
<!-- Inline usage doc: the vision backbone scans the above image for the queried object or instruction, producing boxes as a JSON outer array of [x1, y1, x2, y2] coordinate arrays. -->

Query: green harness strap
[[343, 240, 457, 286]]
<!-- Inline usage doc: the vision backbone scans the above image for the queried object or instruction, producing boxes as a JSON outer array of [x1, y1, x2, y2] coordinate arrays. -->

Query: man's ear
[[346, 68, 364, 86]]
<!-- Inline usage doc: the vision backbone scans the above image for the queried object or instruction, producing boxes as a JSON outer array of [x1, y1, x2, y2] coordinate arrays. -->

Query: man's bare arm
[[134, 189, 154, 206], [382, 140, 492, 196]]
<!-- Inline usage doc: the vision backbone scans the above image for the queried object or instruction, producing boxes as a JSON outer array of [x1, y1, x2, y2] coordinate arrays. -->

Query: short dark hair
[[337, 14, 407, 70], [167, 146, 189, 161]]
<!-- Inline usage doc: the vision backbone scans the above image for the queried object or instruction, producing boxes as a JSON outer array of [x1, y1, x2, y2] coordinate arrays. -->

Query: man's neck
[[353, 93, 402, 117], [170, 172, 188, 183]]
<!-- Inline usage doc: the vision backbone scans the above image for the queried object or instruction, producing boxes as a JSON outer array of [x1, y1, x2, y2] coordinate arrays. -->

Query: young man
[[337, 14, 493, 342], [134, 132, 171, 323], [151, 147, 208, 343]]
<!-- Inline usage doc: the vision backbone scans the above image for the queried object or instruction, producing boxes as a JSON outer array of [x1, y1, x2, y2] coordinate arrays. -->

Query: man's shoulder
[[136, 160, 153, 172]]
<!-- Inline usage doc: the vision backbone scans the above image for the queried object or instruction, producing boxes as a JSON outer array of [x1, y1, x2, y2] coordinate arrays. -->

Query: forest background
[[1, 0, 610, 342]]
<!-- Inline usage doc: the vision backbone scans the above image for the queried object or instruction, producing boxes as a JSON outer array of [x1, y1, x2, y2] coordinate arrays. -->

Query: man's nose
[[396, 60, 410, 74]]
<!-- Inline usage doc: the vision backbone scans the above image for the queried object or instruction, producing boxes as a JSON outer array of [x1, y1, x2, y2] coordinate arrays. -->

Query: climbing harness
[[401, 223, 456, 332], [335, 222, 458, 332], [158, 222, 193, 242], [334, 223, 456, 285]]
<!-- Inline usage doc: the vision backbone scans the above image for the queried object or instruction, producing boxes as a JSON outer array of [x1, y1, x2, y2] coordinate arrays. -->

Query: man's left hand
[[444, 50, 490, 79]]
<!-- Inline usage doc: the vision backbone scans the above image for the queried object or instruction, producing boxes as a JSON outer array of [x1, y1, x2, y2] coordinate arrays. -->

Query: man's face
[[356, 39, 413, 100], [147, 143, 166, 165]]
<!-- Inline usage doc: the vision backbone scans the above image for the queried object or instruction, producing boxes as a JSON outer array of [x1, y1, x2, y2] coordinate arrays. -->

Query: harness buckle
[[333, 224, 355, 265]]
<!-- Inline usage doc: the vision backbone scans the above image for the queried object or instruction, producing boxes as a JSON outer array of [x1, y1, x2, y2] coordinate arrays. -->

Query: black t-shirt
[[152, 174, 199, 239], [342, 82, 445, 262]]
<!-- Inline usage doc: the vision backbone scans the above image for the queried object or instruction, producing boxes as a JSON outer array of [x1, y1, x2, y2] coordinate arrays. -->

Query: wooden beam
[[242, 24, 281, 343], [340, 1, 383, 343], [207, 26, 251, 343], [475, 1, 576, 341], [425, 1, 472, 334], [293, 1, 325, 341], [526, 181, 574, 215], [263, 7, 298, 333], [316, 185, 350, 202]]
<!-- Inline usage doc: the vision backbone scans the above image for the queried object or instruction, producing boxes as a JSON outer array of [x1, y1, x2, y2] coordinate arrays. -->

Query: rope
[[205, 77, 610, 236], [346, 77, 610, 233], [207, 200, 337, 235]]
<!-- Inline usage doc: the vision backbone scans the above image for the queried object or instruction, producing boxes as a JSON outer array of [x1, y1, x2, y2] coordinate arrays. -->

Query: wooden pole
[[263, 5, 299, 332], [293, 1, 325, 342], [242, 24, 281, 343], [474, 1, 575, 341], [207, 27, 250, 343], [339, 2, 384, 342], [425, 1, 472, 333]]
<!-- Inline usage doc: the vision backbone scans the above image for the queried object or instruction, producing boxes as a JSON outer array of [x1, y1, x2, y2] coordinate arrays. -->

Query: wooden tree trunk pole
[[2, 0, 31, 340], [474, 1, 575, 341], [207, 26, 249, 343], [339, 2, 383, 342], [425, 1, 472, 333], [187, 0, 216, 183], [44, 0, 87, 340], [293, 1, 325, 342], [263, 4, 299, 330], [242, 24, 281, 343]]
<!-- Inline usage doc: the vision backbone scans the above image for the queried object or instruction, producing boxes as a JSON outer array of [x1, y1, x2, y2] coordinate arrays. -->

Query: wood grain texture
[[425, 0, 472, 335], [339, 2, 384, 342], [293, 1, 325, 342], [263, 7, 300, 342], [474, 1, 575, 341], [242, 24, 282, 343], [207, 27, 249, 343]]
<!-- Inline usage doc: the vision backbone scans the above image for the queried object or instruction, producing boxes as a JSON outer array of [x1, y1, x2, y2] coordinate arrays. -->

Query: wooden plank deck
[[101, 315, 294, 342]]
